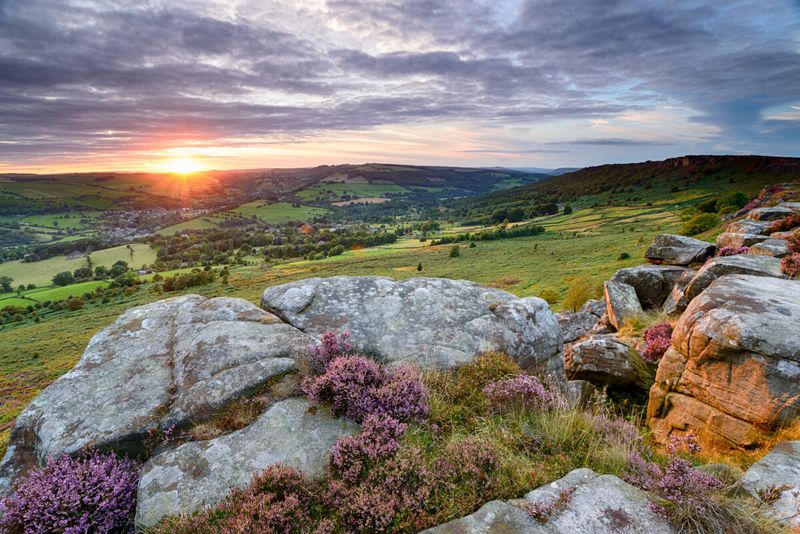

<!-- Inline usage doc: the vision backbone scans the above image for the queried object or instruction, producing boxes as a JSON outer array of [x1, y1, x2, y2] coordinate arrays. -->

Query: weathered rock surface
[[726, 219, 773, 235], [649, 275, 800, 449], [609, 265, 690, 310], [644, 234, 715, 266], [0, 296, 309, 496], [603, 281, 642, 330], [261, 276, 563, 375], [748, 238, 789, 258], [422, 468, 674, 533], [771, 229, 799, 240], [779, 202, 800, 212], [748, 206, 794, 221], [741, 441, 800, 528], [662, 269, 698, 315], [682, 255, 785, 302], [565, 380, 597, 408], [136, 398, 357, 529], [565, 336, 651, 389], [557, 299, 605, 343], [715, 232, 769, 249]]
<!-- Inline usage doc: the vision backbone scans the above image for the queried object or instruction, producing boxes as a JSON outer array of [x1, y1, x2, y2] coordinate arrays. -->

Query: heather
[[781, 253, 800, 278], [716, 246, 749, 257], [0, 450, 140, 534], [769, 214, 800, 233], [641, 323, 673, 363]]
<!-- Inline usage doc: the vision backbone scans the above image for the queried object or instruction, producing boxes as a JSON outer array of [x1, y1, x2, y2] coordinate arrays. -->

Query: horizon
[[0, 0, 798, 173]]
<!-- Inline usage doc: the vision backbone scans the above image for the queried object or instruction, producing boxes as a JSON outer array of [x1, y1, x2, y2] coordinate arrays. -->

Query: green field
[[231, 201, 329, 223], [0, 281, 109, 308], [296, 183, 409, 201], [0, 243, 157, 286], [158, 217, 221, 235]]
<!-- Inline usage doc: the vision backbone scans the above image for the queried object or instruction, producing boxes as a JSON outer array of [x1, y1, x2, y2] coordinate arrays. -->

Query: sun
[[162, 157, 204, 175]]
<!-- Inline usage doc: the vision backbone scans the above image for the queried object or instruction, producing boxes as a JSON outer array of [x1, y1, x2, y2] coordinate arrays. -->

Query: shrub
[[304, 330, 354, 376], [641, 323, 673, 363], [680, 213, 719, 236], [781, 253, 800, 278], [66, 297, 85, 311], [716, 191, 749, 211], [538, 287, 560, 305], [0, 450, 140, 534], [562, 274, 597, 312], [449, 244, 461, 258], [330, 414, 407, 483], [482, 375, 559, 412], [716, 246, 749, 257], [769, 214, 800, 233], [788, 232, 800, 253], [617, 251, 631, 260]]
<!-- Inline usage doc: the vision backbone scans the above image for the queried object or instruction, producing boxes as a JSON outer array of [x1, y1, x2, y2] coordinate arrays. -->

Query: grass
[[0, 243, 157, 286], [0, 281, 108, 308], [157, 218, 220, 235], [296, 183, 409, 201], [231, 201, 329, 223]]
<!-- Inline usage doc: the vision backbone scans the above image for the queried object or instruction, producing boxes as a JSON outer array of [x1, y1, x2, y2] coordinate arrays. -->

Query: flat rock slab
[[0, 296, 309, 497], [778, 202, 800, 212], [741, 441, 800, 528], [649, 275, 800, 449], [715, 232, 769, 249], [422, 468, 674, 533], [136, 398, 357, 528], [609, 265, 690, 310], [565, 335, 651, 389], [748, 239, 789, 258], [748, 206, 794, 221], [683, 254, 784, 302], [604, 281, 642, 330], [645, 234, 715, 266], [261, 276, 563, 375], [557, 299, 605, 344], [727, 219, 773, 235]]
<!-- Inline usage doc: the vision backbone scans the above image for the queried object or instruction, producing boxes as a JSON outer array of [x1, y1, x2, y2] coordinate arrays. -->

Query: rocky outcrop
[[0, 296, 309, 496], [644, 234, 715, 266], [648, 275, 800, 450], [565, 336, 651, 390], [261, 276, 563, 375], [136, 398, 358, 529], [741, 441, 800, 528], [779, 202, 800, 212], [603, 281, 642, 330], [748, 206, 794, 221], [422, 468, 674, 533], [726, 219, 772, 235], [557, 299, 605, 343], [609, 265, 690, 310], [715, 232, 768, 249], [662, 269, 697, 315], [682, 255, 785, 302], [748, 239, 789, 258]]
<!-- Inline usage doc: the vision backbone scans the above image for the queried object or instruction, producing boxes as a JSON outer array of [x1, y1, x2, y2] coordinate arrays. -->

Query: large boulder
[[779, 201, 800, 212], [564, 335, 651, 390], [648, 275, 800, 450], [422, 468, 674, 533], [0, 296, 309, 496], [261, 276, 563, 376], [748, 206, 794, 221], [741, 441, 800, 529], [644, 234, 715, 266], [603, 281, 642, 330], [661, 269, 698, 315], [726, 219, 772, 235], [135, 398, 357, 529], [682, 255, 785, 302], [715, 232, 768, 249], [748, 239, 789, 258], [557, 299, 605, 343], [609, 265, 691, 310]]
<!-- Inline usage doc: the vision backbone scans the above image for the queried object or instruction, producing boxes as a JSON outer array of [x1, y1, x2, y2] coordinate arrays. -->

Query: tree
[[417, 262, 422, 271], [73, 267, 93, 281], [109, 261, 129, 278], [0, 276, 12, 293], [563, 204, 573, 215], [562, 275, 596, 312], [449, 245, 461, 258], [52, 271, 75, 286]]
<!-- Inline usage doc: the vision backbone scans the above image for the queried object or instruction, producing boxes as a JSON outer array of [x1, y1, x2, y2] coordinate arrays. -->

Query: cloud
[[0, 0, 797, 168]]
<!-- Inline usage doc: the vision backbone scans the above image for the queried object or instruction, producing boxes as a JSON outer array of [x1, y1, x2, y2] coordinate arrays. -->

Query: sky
[[0, 0, 798, 173]]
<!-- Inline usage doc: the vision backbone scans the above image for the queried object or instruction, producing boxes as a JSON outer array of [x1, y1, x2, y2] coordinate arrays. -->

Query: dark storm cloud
[[0, 0, 798, 165]]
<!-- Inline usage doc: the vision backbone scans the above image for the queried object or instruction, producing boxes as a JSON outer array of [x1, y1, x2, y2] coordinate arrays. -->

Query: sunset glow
[[160, 158, 205, 175]]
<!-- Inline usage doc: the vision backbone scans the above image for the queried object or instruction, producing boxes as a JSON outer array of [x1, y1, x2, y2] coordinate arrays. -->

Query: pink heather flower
[[641, 323, 673, 363], [330, 414, 408, 484], [305, 331, 354, 375], [0, 450, 140, 534], [716, 246, 749, 257], [482, 374, 556, 411]]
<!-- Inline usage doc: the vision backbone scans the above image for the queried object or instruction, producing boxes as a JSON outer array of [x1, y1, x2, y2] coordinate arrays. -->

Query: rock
[[565, 380, 597, 408], [771, 230, 798, 240], [778, 202, 800, 212], [135, 398, 357, 529], [603, 281, 642, 330], [682, 255, 785, 302], [557, 299, 605, 343], [748, 239, 789, 258], [422, 468, 674, 533], [726, 219, 773, 235], [0, 296, 309, 496], [748, 206, 794, 221], [662, 269, 697, 315], [648, 275, 800, 450], [741, 441, 800, 528], [565, 335, 651, 390], [644, 234, 715, 266], [261, 276, 563, 376], [715, 232, 769, 249], [609, 265, 691, 310]]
